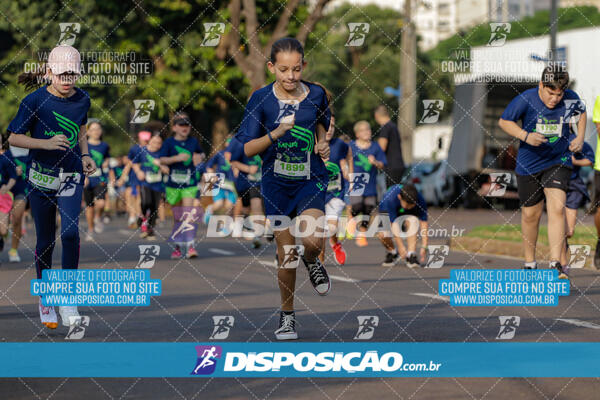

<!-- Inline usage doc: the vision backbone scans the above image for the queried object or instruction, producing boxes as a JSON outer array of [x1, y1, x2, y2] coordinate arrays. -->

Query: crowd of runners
[[5, 40, 600, 339]]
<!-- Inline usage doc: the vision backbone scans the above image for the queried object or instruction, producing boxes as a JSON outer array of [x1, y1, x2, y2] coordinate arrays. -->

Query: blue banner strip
[[1, 343, 599, 377]]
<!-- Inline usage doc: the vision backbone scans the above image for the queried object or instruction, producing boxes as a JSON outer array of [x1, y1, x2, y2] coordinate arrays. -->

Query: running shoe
[[85, 232, 94, 242], [93, 218, 104, 234], [102, 216, 111, 224], [8, 248, 20, 262], [303, 257, 331, 296], [406, 253, 420, 268], [140, 219, 148, 233], [128, 216, 137, 229], [171, 246, 183, 259], [331, 242, 346, 265], [39, 297, 58, 329], [140, 231, 149, 239], [59, 306, 81, 327], [382, 251, 400, 267], [275, 311, 298, 340], [187, 247, 198, 259], [594, 239, 600, 269], [146, 233, 157, 241], [524, 261, 537, 269], [355, 235, 368, 247], [0, 236, 4, 252], [551, 261, 569, 279]]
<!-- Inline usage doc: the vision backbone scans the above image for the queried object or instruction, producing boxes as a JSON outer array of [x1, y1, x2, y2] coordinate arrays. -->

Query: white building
[[413, 122, 453, 160]]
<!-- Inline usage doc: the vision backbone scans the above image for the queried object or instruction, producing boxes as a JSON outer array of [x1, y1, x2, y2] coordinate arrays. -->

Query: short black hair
[[374, 105, 389, 117], [541, 64, 569, 91], [399, 184, 418, 205]]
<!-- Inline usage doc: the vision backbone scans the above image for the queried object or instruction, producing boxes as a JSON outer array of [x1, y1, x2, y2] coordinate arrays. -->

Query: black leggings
[[140, 185, 162, 229]]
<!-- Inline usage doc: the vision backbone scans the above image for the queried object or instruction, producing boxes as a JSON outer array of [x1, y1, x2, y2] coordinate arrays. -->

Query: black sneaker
[[275, 311, 298, 340], [0, 236, 4, 252], [303, 257, 331, 296], [594, 239, 600, 270], [550, 261, 569, 279], [382, 252, 400, 267], [406, 253, 420, 268]]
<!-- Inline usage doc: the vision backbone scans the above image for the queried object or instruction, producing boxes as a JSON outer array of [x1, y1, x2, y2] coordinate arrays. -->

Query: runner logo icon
[[210, 316, 235, 340], [354, 316, 379, 340], [191, 345, 222, 375], [496, 316, 520, 340]]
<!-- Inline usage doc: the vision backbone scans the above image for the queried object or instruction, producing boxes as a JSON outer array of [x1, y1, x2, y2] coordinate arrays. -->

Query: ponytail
[[17, 64, 48, 91]]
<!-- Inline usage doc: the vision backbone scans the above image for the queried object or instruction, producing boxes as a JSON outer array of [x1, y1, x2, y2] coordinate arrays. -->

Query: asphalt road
[[1, 211, 599, 399]]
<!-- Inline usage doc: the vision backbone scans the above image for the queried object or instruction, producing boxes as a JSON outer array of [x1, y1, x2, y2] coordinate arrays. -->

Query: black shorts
[[592, 171, 600, 212], [84, 184, 107, 206], [385, 167, 405, 188], [516, 164, 571, 207], [240, 186, 261, 208]]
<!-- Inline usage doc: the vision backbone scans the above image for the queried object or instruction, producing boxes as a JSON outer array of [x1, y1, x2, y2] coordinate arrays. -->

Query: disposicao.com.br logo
[[191, 346, 442, 376]]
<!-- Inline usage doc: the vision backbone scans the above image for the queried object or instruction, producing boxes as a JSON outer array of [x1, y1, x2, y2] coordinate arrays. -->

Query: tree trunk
[[211, 96, 230, 156]]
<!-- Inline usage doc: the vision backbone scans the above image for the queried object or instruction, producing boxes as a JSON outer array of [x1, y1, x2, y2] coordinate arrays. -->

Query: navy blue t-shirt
[[6, 147, 29, 196], [136, 146, 165, 192], [379, 184, 427, 223], [87, 141, 110, 187], [228, 137, 262, 192], [570, 137, 594, 181], [127, 144, 143, 187], [349, 140, 387, 197], [235, 81, 331, 188], [160, 136, 204, 188], [501, 88, 583, 175], [0, 153, 18, 187], [206, 150, 236, 192], [325, 137, 350, 202], [8, 86, 90, 173]]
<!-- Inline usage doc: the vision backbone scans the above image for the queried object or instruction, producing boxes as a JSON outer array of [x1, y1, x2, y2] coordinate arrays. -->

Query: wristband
[[267, 131, 275, 144], [523, 132, 530, 144], [81, 153, 91, 158]]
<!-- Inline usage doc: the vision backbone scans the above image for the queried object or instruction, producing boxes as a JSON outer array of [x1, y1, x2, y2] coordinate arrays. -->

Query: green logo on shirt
[[356, 153, 372, 172], [43, 111, 79, 148], [174, 145, 192, 166]]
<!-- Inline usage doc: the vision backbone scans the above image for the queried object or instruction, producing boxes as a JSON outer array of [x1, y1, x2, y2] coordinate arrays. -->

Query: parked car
[[402, 160, 453, 206]]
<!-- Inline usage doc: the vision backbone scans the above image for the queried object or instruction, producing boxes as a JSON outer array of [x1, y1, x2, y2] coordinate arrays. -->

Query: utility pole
[[549, 0, 557, 62], [400, 0, 417, 164]]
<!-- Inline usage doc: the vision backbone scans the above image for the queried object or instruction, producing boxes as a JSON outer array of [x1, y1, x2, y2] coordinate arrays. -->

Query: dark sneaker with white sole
[[550, 261, 569, 279], [406, 253, 420, 268], [382, 252, 400, 267], [275, 311, 298, 340], [303, 257, 331, 296]]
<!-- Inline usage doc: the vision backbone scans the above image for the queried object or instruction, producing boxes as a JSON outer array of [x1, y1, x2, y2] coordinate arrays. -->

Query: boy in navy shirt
[[377, 184, 428, 268], [498, 65, 585, 278]]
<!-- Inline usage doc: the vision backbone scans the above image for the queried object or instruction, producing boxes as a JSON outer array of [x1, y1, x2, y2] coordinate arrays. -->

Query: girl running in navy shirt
[[237, 37, 332, 340], [7, 45, 95, 329]]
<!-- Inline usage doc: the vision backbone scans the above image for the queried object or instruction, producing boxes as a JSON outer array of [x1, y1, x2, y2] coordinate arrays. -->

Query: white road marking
[[259, 260, 359, 283], [411, 292, 450, 302], [555, 318, 600, 330], [209, 248, 236, 256]]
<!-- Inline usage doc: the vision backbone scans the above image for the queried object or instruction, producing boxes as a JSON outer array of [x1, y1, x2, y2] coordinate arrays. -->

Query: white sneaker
[[94, 218, 104, 234], [59, 306, 81, 327], [8, 249, 21, 262], [39, 298, 58, 329], [85, 232, 94, 242]]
